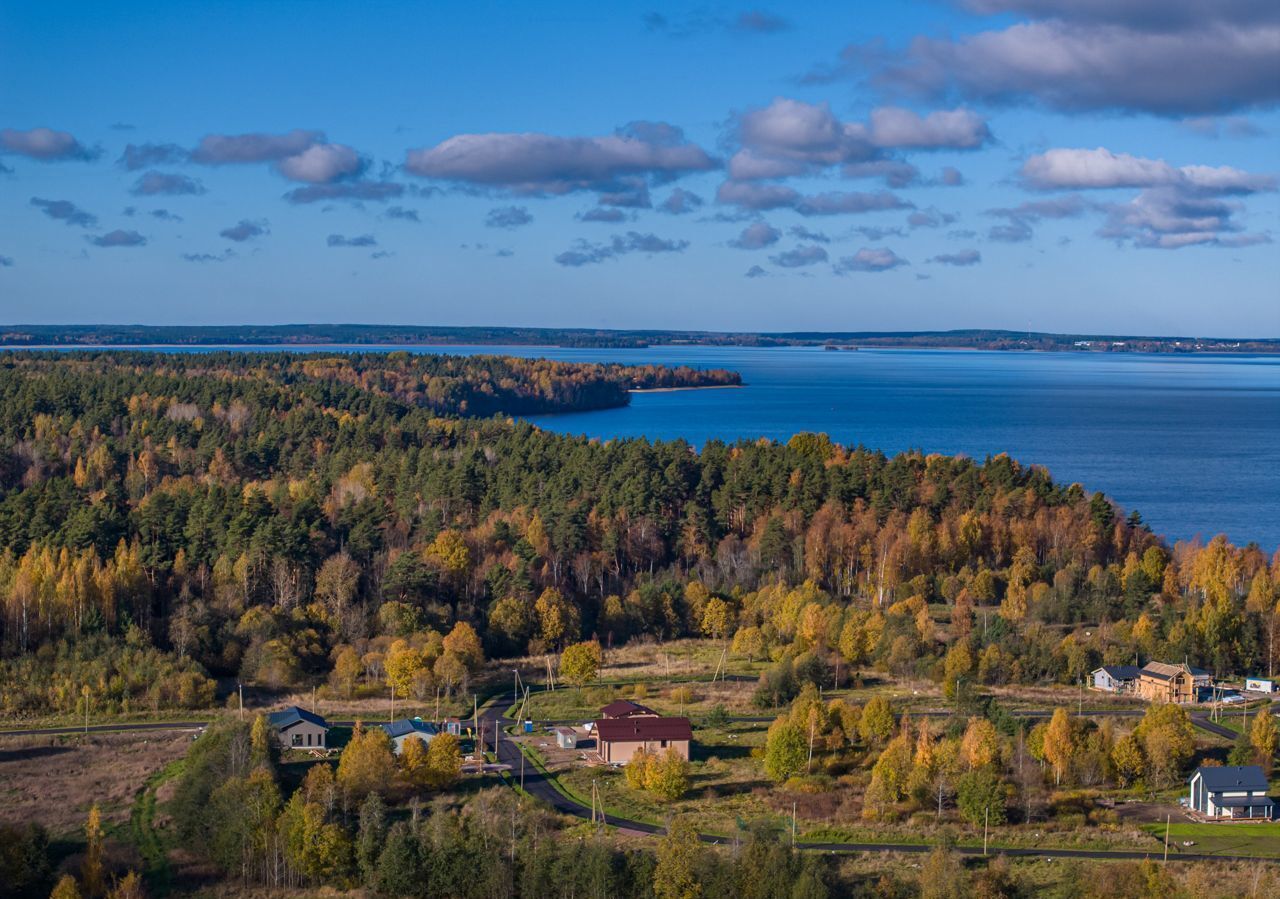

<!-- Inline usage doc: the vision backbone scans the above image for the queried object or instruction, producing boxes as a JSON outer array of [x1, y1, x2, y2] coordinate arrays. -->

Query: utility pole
[[791, 802, 797, 847], [390, 682, 395, 722], [1163, 814, 1171, 863], [1079, 678, 1083, 716], [520, 747, 525, 791], [238, 683, 244, 721], [983, 806, 990, 857]]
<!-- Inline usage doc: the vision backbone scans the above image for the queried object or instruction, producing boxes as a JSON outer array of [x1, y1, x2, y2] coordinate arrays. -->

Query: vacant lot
[[0, 730, 192, 835]]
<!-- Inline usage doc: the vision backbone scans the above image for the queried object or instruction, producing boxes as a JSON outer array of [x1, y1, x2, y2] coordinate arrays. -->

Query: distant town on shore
[[2, 324, 1278, 354]]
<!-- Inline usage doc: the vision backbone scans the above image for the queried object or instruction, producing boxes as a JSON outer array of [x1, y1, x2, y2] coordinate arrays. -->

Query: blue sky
[[2, 1, 1278, 335]]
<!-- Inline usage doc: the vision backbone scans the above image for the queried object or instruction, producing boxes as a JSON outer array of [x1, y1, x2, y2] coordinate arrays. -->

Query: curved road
[[479, 692, 1278, 864]]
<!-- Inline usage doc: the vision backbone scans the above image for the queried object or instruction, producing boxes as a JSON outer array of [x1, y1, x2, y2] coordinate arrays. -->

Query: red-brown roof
[[595, 716, 692, 743], [600, 699, 657, 718]]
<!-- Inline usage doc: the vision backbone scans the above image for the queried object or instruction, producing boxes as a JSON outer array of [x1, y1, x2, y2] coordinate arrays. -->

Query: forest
[[0, 348, 1276, 721]]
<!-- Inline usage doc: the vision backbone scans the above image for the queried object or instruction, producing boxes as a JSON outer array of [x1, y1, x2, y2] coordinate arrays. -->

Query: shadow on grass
[[0, 744, 74, 763]]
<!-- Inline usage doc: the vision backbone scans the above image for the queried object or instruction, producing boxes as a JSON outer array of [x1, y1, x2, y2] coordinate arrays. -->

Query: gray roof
[[267, 706, 328, 730], [1096, 665, 1140, 680], [380, 718, 439, 739], [1191, 765, 1270, 792]]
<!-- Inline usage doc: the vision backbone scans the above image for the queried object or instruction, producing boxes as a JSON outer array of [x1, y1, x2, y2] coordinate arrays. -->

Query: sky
[[1, 0, 1278, 335]]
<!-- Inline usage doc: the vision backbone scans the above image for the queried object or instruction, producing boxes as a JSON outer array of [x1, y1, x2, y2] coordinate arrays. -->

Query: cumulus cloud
[[554, 231, 688, 266], [853, 225, 907, 241], [644, 9, 790, 37], [929, 249, 982, 266], [744, 264, 768, 278], [1015, 147, 1275, 248], [716, 180, 913, 216], [986, 195, 1094, 241], [907, 208, 958, 229], [0, 127, 97, 161], [578, 207, 629, 223], [659, 188, 704, 214], [940, 166, 965, 186], [385, 206, 420, 222], [404, 124, 716, 195], [327, 233, 378, 247], [771, 244, 829, 267], [119, 143, 188, 170], [151, 209, 183, 222], [730, 222, 781, 249], [89, 229, 146, 248], [1097, 188, 1270, 249], [789, 226, 830, 243], [275, 143, 362, 182], [1022, 147, 1275, 193], [191, 129, 321, 165], [728, 98, 990, 183], [182, 249, 235, 263], [834, 247, 908, 273], [844, 3, 1280, 115], [190, 129, 366, 184], [30, 197, 98, 228], [0, 255, 13, 267], [220, 219, 269, 242], [283, 182, 405, 204], [486, 206, 533, 228], [131, 171, 205, 196]]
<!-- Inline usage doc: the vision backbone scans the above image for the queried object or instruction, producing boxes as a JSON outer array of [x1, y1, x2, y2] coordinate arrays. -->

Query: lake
[[19, 343, 1280, 550], [501, 345, 1277, 551]]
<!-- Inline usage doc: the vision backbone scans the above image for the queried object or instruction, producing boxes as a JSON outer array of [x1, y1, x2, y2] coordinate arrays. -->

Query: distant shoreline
[[629, 384, 745, 393]]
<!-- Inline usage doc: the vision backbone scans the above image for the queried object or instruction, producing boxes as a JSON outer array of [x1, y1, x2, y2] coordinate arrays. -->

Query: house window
[[660, 740, 667, 748], [306, 733, 312, 747], [292, 734, 302, 747]]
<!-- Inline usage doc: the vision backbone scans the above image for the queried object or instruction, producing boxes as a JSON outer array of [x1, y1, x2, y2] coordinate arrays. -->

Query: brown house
[[599, 699, 658, 719], [1135, 662, 1208, 703], [595, 716, 692, 764]]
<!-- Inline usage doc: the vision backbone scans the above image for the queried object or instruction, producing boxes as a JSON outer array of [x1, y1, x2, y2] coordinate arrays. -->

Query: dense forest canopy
[[0, 349, 1276, 717]]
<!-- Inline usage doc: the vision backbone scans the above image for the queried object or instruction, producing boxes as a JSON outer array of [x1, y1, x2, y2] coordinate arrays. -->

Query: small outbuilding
[[1091, 665, 1140, 694], [379, 718, 441, 755], [267, 706, 329, 751], [553, 727, 578, 750], [1188, 765, 1275, 820]]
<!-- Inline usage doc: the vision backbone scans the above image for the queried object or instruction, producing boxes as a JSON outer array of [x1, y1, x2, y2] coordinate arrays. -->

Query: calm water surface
[[27, 344, 1280, 550]]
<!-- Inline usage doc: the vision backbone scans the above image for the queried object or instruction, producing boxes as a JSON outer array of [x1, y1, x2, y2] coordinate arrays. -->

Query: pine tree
[[356, 791, 387, 887]]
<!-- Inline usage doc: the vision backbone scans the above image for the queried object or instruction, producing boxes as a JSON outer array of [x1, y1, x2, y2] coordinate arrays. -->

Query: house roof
[[380, 718, 439, 740], [1095, 665, 1140, 680], [1191, 765, 1270, 792], [595, 716, 692, 744], [1140, 661, 1192, 681], [267, 706, 328, 730], [600, 699, 657, 718]]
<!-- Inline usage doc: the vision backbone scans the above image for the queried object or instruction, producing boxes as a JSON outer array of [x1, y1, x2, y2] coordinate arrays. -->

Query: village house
[[599, 699, 659, 719], [1135, 661, 1211, 703], [595, 715, 692, 764], [267, 706, 329, 751], [380, 718, 440, 755], [1091, 665, 1140, 694], [1188, 765, 1275, 820], [553, 727, 578, 750]]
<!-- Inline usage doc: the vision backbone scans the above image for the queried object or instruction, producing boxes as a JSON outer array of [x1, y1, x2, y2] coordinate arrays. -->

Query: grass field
[[1141, 821, 1280, 858]]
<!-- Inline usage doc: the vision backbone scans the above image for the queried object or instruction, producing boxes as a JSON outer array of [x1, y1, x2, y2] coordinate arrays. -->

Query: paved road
[[479, 692, 1278, 864]]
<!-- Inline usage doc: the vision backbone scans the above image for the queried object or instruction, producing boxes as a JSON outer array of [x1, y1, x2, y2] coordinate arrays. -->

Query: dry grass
[[0, 731, 190, 835]]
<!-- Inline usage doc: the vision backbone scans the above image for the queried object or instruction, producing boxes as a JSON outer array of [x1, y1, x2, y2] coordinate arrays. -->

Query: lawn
[[1141, 821, 1280, 858]]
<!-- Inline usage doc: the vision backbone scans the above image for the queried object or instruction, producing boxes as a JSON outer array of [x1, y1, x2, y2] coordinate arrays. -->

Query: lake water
[[19, 343, 1280, 550]]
